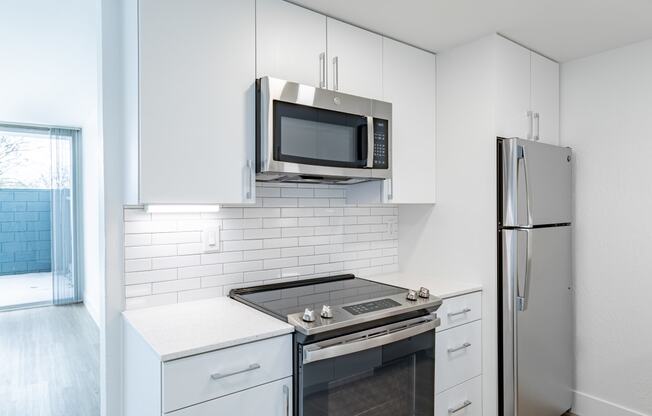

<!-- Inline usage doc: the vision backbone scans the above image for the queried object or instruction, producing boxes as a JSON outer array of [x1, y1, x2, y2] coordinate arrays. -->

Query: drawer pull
[[210, 363, 260, 380], [447, 342, 472, 353], [448, 308, 471, 317], [448, 400, 472, 414]]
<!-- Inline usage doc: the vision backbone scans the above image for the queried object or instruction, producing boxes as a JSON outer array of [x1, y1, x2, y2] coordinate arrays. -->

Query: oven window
[[300, 331, 435, 416], [274, 101, 368, 168]]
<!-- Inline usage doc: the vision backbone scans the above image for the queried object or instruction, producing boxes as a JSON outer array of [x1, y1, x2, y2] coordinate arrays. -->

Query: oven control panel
[[343, 298, 400, 315], [373, 118, 389, 169]]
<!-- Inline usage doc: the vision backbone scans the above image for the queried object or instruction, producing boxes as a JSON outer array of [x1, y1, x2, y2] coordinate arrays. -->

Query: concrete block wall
[[0, 189, 51, 275]]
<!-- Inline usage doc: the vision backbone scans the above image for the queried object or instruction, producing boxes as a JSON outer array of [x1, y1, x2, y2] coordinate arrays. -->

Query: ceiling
[[289, 0, 652, 62]]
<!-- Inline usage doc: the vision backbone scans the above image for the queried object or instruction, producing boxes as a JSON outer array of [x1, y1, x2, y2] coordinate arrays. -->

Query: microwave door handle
[[366, 116, 374, 168]]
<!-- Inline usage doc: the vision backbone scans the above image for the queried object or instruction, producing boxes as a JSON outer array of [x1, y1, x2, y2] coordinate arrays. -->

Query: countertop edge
[[158, 326, 295, 362]]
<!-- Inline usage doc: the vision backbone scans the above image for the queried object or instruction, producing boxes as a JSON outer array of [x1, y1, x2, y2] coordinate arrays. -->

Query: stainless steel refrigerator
[[498, 137, 573, 416]]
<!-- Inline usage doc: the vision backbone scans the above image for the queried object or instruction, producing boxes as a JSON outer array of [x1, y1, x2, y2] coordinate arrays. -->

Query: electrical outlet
[[203, 226, 221, 253]]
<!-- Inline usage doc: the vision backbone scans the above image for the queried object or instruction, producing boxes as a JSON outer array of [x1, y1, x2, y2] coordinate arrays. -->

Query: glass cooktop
[[231, 274, 406, 320]]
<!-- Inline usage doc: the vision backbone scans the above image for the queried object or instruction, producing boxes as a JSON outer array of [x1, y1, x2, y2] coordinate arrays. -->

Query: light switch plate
[[203, 226, 221, 253]]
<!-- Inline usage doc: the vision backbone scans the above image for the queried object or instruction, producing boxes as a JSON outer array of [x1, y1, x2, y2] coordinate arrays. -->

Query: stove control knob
[[418, 287, 430, 299], [320, 305, 333, 319], [302, 308, 316, 322], [406, 290, 418, 301]]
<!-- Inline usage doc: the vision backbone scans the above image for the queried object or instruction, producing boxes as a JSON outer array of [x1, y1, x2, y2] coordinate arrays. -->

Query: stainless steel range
[[230, 274, 442, 416]]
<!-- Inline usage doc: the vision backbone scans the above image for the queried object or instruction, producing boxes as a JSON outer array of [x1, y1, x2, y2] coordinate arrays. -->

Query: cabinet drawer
[[435, 376, 482, 416], [436, 292, 482, 332], [435, 320, 482, 393], [163, 335, 292, 412], [169, 376, 292, 416]]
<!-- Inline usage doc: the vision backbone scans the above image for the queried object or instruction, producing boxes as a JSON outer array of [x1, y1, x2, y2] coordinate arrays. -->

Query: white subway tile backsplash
[[125, 258, 152, 273], [125, 245, 177, 260], [152, 278, 200, 294], [200, 251, 243, 265], [122, 184, 399, 309], [125, 268, 177, 285], [223, 260, 263, 274], [152, 255, 200, 270], [125, 234, 151, 247], [178, 264, 223, 279]]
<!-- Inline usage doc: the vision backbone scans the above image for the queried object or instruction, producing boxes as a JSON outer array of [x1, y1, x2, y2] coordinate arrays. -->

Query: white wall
[[562, 39, 652, 416], [0, 0, 101, 324]]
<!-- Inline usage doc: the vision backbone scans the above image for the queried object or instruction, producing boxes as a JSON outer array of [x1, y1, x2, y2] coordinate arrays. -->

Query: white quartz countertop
[[122, 297, 294, 361], [366, 272, 482, 299]]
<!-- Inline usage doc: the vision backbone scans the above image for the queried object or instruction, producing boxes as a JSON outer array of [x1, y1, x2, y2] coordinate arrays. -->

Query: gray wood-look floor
[[0, 304, 99, 416]]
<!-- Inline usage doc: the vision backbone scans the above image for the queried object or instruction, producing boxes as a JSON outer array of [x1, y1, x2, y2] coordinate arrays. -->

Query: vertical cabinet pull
[[526, 110, 533, 140], [448, 400, 472, 414], [283, 384, 290, 416], [332, 56, 339, 91], [319, 52, 326, 88], [246, 160, 254, 200], [533, 112, 540, 141]]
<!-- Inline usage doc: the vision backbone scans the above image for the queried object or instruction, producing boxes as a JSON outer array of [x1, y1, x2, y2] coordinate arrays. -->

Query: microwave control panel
[[373, 118, 389, 169]]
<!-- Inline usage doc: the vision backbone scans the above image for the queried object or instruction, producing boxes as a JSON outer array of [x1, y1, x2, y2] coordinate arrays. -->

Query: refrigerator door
[[501, 227, 573, 416], [501, 138, 572, 227]]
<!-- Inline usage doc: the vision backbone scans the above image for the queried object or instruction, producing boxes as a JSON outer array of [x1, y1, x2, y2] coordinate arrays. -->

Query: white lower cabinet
[[435, 376, 482, 416], [169, 376, 292, 416], [123, 327, 293, 416], [435, 291, 483, 415], [163, 335, 292, 412]]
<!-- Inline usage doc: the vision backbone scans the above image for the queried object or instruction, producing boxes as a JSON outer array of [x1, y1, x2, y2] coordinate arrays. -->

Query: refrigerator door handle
[[516, 229, 532, 311], [517, 145, 533, 227]]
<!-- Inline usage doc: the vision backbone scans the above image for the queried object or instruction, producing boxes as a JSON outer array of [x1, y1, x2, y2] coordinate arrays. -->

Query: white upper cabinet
[[495, 37, 532, 140], [382, 38, 436, 203], [531, 53, 560, 145], [495, 36, 560, 145], [255, 0, 326, 87], [326, 18, 383, 99], [138, 0, 256, 204]]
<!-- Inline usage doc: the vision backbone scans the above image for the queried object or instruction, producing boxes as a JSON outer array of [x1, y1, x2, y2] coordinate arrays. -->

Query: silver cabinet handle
[[332, 56, 339, 91], [210, 363, 260, 380], [448, 400, 472, 414], [319, 52, 326, 88], [283, 384, 290, 416], [447, 308, 471, 317], [526, 110, 533, 140], [246, 160, 254, 200], [447, 342, 472, 353], [533, 112, 540, 141]]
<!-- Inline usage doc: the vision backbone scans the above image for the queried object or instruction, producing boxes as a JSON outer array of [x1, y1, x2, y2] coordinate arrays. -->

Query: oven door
[[298, 316, 438, 416]]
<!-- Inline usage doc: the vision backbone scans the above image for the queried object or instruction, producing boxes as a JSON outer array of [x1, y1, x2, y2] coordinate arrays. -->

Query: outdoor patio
[[0, 272, 51, 308]]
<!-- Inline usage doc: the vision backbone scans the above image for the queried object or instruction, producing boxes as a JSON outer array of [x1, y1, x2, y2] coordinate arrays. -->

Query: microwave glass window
[[274, 101, 368, 168], [280, 117, 358, 163]]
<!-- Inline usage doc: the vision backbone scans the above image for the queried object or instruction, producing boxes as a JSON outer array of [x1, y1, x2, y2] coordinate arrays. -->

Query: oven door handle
[[303, 317, 439, 364]]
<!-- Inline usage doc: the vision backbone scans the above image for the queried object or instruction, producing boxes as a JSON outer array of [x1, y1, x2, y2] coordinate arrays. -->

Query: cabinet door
[[139, 0, 255, 204], [327, 18, 383, 99], [531, 52, 559, 145], [495, 36, 531, 140], [382, 38, 436, 203], [169, 377, 292, 416], [256, 0, 326, 88]]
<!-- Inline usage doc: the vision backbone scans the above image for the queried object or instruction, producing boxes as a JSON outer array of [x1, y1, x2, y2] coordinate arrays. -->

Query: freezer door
[[501, 227, 573, 416], [501, 138, 572, 227]]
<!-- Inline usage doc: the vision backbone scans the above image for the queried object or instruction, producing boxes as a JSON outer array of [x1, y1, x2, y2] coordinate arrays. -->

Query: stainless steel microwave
[[256, 76, 392, 184]]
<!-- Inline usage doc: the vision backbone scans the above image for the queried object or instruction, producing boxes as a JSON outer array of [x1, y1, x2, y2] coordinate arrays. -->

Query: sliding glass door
[[0, 123, 81, 310], [50, 128, 81, 305]]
